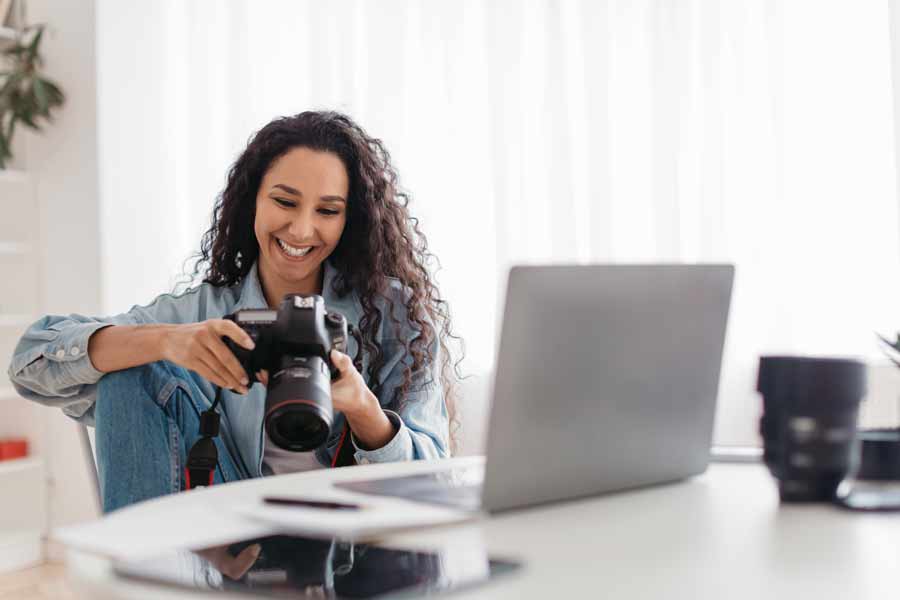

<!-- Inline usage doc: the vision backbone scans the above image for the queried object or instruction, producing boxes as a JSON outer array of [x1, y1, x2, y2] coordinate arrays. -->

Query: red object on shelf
[[0, 438, 28, 461]]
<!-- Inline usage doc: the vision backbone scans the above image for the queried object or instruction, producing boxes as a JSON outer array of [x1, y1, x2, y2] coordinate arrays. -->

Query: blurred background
[[4, 0, 900, 564]]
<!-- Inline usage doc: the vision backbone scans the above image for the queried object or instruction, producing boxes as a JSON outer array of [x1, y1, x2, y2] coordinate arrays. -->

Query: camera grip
[[222, 336, 259, 384]]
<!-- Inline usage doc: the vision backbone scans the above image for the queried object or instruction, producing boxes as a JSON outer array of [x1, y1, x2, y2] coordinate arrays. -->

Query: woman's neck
[[259, 263, 324, 308]]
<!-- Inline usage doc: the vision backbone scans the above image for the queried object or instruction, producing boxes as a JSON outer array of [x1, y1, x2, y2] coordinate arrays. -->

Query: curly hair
[[185, 111, 463, 451]]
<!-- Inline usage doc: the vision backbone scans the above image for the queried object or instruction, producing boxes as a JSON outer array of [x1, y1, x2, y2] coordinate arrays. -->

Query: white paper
[[232, 489, 477, 540], [53, 485, 277, 561]]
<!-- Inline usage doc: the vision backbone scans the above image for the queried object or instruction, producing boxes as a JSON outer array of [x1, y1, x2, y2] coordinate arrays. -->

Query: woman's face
[[254, 146, 349, 303]]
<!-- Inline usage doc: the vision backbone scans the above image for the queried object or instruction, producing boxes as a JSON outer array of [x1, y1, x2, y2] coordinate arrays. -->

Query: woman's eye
[[274, 198, 294, 208], [319, 209, 340, 216]]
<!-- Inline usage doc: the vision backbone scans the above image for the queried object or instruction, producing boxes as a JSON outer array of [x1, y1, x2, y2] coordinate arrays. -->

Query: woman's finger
[[191, 359, 231, 391], [217, 319, 256, 351], [330, 349, 352, 376], [198, 346, 247, 393], [207, 334, 250, 387]]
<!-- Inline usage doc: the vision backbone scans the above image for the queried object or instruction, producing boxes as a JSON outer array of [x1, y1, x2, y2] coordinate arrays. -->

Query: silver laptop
[[337, 264, 734, 513]]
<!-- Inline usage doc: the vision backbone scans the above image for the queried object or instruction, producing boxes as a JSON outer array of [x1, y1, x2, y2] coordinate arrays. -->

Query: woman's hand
[[329, 349, 396, 449], [195, 543, 261, 580], [255, 350, 396, 450], [160, 319, 256, 394]]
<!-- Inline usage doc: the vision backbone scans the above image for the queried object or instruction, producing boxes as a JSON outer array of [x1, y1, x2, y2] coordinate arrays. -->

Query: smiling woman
[[7, 111, 462, 513], [254, 148, 349, 305]]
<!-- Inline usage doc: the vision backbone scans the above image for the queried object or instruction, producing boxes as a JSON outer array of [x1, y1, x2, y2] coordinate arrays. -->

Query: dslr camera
[[223, 294, 349, 452]]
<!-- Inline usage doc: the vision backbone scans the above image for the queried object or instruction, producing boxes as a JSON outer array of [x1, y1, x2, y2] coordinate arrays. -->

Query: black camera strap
[[185, 386, 222, 490]]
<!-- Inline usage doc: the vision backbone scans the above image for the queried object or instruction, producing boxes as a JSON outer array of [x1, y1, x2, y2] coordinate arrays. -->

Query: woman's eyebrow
[[272, 183, 301, 196], [271, 183, 345, 204]]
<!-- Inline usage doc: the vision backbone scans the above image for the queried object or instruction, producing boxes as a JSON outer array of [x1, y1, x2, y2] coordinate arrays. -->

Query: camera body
[[223, 294, 349, 452]]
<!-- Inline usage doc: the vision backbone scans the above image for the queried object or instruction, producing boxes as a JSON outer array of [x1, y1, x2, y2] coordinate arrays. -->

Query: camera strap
[[185, 386, 222, 490]]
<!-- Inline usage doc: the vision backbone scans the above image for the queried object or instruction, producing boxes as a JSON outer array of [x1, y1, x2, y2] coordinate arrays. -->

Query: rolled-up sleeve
[[6, 290, 202, 424], [7, 314, 140, 422], [351, 329, 450, 464]]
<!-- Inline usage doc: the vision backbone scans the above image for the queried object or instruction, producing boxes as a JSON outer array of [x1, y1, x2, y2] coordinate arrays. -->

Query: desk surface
[[66, 458, 900, 599]]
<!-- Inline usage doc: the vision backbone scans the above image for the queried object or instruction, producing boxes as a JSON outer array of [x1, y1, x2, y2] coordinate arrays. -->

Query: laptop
[[337, 264, 734, 513]]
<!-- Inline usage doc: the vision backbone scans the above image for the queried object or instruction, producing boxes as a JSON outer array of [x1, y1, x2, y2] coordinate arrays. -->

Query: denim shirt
[[6, 260, 450, 477]]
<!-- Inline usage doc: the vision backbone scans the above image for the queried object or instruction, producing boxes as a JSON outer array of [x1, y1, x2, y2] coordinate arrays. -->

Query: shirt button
[[55, 349, 65, 359], [70, 347, 80, 356]]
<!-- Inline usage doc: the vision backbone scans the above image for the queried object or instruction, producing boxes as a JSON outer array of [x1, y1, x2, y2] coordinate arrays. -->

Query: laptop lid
[[481, 264, 734, 513]]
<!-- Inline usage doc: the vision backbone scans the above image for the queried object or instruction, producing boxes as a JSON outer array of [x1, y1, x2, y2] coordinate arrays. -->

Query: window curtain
[[98, 0, 900, 445]]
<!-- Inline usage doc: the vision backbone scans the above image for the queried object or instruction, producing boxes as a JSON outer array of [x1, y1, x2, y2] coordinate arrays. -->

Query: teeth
[[277, 238, 314, 257]]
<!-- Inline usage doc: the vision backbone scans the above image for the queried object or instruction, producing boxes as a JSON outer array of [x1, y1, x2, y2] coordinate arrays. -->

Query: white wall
[[16, 0, 102, 538]]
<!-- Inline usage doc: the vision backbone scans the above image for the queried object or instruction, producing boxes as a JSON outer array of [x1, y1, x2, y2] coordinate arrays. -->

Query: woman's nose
[[288, 214, 315, 240]]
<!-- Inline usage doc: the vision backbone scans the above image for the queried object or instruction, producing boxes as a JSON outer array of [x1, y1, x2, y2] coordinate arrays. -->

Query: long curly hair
[[186, 111, 463, 451]]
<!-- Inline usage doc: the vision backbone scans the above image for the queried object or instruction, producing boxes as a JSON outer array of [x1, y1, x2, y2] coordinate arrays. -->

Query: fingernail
[[241, 377, 249, 385], [251, 544, 262, 557], [245, 339, 255, 349]]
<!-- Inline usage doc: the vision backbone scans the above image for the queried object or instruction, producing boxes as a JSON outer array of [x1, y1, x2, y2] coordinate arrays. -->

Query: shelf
[[0, 169, 29, 182], [0, 456, 42, 476], [0, 242, 29, 255]]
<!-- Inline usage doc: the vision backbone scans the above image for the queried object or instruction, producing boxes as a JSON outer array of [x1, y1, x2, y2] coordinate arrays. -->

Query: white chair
[[77, 424, 101, 506]]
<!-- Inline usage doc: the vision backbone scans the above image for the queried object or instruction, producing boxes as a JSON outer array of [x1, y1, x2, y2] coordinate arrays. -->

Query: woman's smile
[[274, 236, 318, 261]]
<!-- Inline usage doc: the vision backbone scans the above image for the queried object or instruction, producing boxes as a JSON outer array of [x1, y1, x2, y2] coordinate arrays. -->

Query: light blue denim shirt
[[7, 260, 450, 476]]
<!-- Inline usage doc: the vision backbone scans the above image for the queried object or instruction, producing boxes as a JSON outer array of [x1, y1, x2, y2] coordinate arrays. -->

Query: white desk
[[65, 457, 900, 599]]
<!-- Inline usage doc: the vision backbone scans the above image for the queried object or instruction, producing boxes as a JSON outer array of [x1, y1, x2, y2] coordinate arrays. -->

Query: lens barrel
[[264, 355, 334, 451], [757, 356, 867, 502]]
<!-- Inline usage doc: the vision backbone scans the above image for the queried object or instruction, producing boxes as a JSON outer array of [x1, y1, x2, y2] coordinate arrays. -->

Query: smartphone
[[262, 496, 363, 510]]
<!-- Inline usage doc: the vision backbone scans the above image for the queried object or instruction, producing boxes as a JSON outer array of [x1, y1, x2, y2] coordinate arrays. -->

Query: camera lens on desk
[[757, 356, 867, 502]]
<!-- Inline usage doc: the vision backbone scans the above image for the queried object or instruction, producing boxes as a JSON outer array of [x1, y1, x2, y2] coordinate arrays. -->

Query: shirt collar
[[234, 259, 354, 313]]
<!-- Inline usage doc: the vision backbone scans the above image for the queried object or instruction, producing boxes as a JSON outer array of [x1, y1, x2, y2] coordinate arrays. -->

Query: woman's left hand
[[328, 349, 396, 449], [327, 349, 378, 419]]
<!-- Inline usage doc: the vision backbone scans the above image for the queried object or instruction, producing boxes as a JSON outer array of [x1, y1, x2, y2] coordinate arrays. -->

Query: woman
[[7, 111, 459, 513]]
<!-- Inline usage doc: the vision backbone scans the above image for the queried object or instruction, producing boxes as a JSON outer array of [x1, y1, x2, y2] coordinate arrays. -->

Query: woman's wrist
[[344, 389, 396, 450], [88, 324, 173, 373]]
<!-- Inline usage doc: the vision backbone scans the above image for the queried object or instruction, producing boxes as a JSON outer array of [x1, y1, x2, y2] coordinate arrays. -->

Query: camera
[[223, 294, 349, 452]]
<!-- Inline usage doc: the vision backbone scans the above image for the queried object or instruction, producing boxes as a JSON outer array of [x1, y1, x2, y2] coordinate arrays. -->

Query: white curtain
[[97, 0, 900, 445]]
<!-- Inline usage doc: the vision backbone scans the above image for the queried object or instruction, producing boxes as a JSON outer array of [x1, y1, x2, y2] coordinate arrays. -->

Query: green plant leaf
[[32, 79, 48, 114], [0, 22, 64, 163]]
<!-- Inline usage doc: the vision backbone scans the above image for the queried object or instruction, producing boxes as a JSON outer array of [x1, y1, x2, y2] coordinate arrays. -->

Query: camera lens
[[265, 355, 334, 451], [273, 411, 328, 448], [757, 356, 867, 502]]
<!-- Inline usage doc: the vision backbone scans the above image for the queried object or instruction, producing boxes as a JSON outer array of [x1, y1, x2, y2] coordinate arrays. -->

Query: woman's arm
[[6, 285, 248, 422], [89, 321, 254, 393], [87, 323, 171, 373], [349, 334, 451, 463]]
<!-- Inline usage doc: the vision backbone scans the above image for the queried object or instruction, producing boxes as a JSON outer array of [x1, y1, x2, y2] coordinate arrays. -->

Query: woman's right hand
[[160, 319, 256, 394]]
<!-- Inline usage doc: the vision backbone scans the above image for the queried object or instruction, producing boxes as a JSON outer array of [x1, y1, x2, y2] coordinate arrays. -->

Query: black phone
[[262, 496, 363, 510]]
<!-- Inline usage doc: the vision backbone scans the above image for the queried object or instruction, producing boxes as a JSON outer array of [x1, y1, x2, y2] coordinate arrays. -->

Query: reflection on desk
[[114, 532, 519, 599]]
